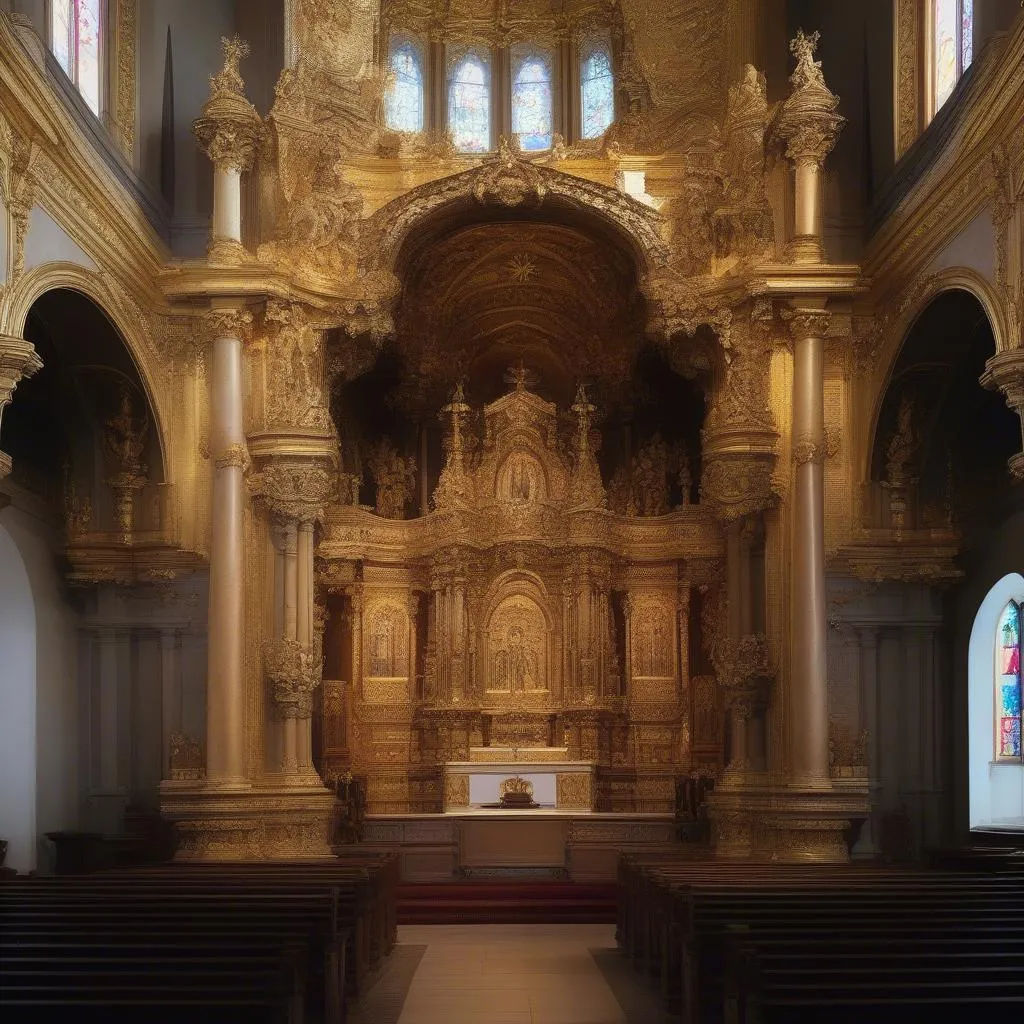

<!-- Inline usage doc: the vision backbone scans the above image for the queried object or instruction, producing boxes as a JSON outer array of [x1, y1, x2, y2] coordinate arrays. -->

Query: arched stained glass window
[[449, 52, 491, 154], [385, 39, 424, 133], [50, 0, 102, 116], [580, 44, 614, 140], [997, 600, 1021, 759], [512, 49, 553, 152], [935, 0, 973, 111]]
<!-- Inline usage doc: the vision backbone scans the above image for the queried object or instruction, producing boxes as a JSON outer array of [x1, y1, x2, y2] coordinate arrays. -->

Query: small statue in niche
[[676, 446, 693, 506], [607, 465, 635, 515], [632, 433, 671, 516], [885, 395, 918, 487], [104, 388, 148, 474], [367, 437, 416, 519]]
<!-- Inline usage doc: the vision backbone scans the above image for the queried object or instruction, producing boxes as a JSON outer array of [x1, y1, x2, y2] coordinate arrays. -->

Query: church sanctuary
[[6, 0, 1024, 1019]]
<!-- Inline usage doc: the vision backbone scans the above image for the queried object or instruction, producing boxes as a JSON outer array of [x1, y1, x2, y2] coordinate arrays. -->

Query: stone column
[[160, 628, 182, 772], [192, 36, 260, 265], [772, 30, 844, 264], [203, 305, 252, 788], [785, 301, 832, 787], [980, 350, 1024, 479], [296, 519, 315, 772], [0, 334, 43, 484]]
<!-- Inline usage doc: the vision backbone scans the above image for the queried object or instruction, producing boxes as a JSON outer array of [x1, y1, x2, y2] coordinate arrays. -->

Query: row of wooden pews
[[0, 852, 399, 1022], [619, 852, 1024, 1022]]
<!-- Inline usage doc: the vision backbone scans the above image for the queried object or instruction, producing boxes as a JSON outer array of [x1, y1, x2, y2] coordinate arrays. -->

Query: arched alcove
[[2, 288, 166, 536], [0, 520, 37, 873], [969, 573, 1024, 829]]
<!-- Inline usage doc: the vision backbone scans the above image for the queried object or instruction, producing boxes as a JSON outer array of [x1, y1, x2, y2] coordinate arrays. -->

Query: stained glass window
[[385, 39, 424, 133], [50, 0, 102, 116], [449, 52, 491, 154], [935, 0, 973, 111], [997, 601, 1022, 759], [581, 45, 614, 140], [512, 48, 553, 152]]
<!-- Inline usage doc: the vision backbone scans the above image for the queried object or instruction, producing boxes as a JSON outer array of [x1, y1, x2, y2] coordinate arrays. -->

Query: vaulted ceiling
[[393, 218, 648, 411]]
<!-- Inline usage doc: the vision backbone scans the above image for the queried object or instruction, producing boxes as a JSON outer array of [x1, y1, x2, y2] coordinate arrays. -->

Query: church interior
[[3, 0, 1024, 1019]]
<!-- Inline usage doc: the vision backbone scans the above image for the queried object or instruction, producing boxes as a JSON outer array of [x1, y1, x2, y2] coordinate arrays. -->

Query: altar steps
[[397, 881, 617, 925]]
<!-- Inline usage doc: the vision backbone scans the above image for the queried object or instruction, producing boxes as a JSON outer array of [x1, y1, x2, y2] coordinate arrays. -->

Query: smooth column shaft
[[790, 329, 830, 785], [212, 168, 242, 242], [793, 160, 823, 238], [206, 329, 247, 785]]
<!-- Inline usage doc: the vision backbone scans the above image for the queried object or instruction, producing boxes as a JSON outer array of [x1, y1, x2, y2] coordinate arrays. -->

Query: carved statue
[[367, 437, 416, 519], [493, 626, 540, 691], [104, 389, 148, 474], [632, 434, 671, 516], [885, 395, 918, 487]]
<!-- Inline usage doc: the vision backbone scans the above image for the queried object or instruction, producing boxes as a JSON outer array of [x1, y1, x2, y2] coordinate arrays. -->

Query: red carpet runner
[[398, 881, 617, 925]]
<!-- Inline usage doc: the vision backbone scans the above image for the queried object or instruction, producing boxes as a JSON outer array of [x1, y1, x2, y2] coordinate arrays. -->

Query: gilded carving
[[444, 772, 469, 808], [193, 37, 262, 174], [263, 636, 322, 718], [368, 438, 417, 519], [556, 772, 592, 810]]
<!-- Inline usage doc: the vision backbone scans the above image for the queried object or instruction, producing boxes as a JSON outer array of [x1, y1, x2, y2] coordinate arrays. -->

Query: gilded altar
[[316, 378, 723, 814]]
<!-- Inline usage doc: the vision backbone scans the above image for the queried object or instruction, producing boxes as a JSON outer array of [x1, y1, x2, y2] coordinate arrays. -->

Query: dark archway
[[2, 288, 166, 536]]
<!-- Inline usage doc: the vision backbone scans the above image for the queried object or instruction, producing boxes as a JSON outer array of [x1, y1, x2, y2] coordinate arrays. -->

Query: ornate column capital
[[250, 456, 337, 524], [205, 306, 254, 341], [192, 36, 262, 173], [772, 30, 845, 167], [981, 348, 1024, 478], [263, 636, 321, 719], [782, 303, 832, 342], [0, 334, 43, 482]]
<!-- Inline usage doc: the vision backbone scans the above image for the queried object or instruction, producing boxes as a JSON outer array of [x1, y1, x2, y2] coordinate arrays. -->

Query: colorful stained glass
[[998, 601, 1022, 758], [581, 46, 614, 140], [512, 50, 553, 152], [385, 40, 424, 133], [961, 0, 974, 70], [449, 53, 491, 154]]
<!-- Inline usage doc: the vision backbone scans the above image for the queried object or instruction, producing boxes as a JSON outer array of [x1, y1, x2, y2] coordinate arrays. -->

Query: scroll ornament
[[263, 637, 322, 718], [712, 633, 775, 719]]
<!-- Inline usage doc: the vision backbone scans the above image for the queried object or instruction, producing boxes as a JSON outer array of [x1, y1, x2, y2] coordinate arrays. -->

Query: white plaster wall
[[0, 518, 37, 873], [952, 508, 1024, 834], [23, 206, 98, 272], [968, 572, 1024, 828], [927, 206, 997, 282]]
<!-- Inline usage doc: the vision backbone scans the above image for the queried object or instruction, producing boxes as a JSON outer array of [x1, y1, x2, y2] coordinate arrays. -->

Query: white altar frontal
[[444, 749, 597, 812]]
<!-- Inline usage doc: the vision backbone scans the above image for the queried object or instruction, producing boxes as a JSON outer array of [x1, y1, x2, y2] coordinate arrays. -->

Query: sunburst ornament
[[508, 253, 537, 283]]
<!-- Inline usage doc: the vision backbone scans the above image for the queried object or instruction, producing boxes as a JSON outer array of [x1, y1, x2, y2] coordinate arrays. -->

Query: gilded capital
[[0, 335, 43, 481], [980, 348, 1024, 478], [782, 305, 831, 341], [772, 29, 845, 166], [193, 36, 261, 172], [205, 307, 254, 340]]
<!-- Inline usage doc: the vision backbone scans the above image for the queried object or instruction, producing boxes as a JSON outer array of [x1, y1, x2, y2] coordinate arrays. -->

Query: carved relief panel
[[486, 594, 549, 693]]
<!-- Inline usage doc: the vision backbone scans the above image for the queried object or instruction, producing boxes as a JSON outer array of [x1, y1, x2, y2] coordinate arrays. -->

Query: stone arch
[[1, 263, 171, 480], [865, 276, 1001, 486], [363, 162, 670, 281]]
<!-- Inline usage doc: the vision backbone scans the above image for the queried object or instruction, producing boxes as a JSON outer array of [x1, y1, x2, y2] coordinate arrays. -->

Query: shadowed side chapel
[[3, 1, 1024, 1021]]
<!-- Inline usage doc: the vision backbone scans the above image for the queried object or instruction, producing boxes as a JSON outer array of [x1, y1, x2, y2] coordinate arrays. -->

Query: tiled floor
[[349, 923, 667, 1024]]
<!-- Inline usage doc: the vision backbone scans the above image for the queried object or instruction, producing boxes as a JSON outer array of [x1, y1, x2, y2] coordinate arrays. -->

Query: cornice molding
[[864, 19, 1024, 302], [0, 14, 168, 299]]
